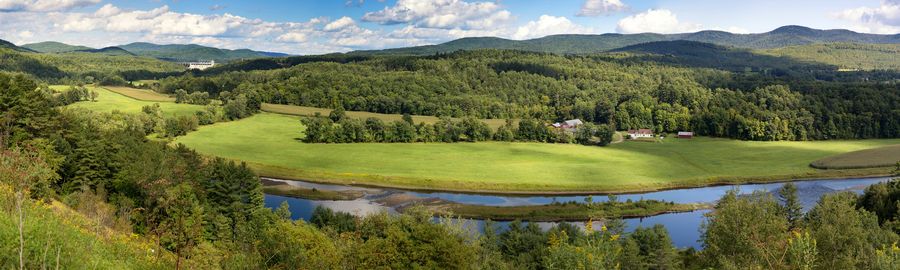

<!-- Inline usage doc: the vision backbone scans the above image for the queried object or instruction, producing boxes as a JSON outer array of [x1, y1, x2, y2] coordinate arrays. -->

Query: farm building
[[551, 119, 584, 131], [627, 129, 653, 139], [678, 132, 694, 139]]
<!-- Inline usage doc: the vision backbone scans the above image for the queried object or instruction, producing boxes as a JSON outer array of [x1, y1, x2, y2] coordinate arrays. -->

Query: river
[[263, 176, 892, 249]]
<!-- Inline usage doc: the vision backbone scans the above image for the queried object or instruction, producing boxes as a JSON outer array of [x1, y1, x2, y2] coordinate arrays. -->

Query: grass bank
[[175, 113, 900, 194], [0, 185, 179, 269], [810, 144, 900, 169], [260, 179, 365, 200], [413, 200, 710, 222]]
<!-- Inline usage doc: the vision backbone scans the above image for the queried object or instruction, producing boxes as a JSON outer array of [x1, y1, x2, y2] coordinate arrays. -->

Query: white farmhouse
[[627, 129, 653, 139]]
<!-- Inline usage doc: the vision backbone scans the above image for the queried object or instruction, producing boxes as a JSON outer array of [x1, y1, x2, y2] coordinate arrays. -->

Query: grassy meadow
[[64, 86, 205, 117], [175, 112, 900, 193], [104, 86, 175, 102]]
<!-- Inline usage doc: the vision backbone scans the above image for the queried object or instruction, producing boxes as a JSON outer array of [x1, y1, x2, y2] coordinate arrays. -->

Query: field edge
[[244, 160, 895, 195]]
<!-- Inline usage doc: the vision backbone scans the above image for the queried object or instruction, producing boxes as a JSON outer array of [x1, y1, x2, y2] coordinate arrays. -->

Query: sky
[[1, 0, 898, 55]]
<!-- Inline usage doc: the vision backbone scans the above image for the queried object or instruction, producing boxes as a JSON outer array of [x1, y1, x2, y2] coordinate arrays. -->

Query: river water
[[263, 176, 891, 249]]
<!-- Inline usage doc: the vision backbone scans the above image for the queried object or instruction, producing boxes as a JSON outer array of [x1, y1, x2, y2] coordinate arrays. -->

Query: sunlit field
[[176, 112, 900, 193], [64, 86, 204, 117]]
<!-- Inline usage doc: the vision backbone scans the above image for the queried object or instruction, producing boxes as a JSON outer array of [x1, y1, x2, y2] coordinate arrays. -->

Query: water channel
[[263, 176, 892, 249]]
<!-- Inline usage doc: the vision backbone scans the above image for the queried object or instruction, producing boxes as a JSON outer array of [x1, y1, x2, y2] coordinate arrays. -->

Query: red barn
[[678, 132, 694, 139]]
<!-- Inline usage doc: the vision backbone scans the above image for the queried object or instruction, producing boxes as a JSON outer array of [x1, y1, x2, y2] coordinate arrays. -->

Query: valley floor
[[174, 112, 900, 193]]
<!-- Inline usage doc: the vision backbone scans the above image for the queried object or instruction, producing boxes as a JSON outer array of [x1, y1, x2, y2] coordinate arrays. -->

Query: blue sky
[[1, 0, 897, 54]]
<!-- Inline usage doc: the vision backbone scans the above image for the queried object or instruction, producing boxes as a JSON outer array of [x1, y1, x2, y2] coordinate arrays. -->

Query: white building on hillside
[[185, 60, 216, 70]]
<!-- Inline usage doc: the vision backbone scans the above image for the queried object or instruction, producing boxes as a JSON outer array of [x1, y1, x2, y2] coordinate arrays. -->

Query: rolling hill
[[22, 41, 286, 62], [75, 46, 135, 56], [119, 42, 287, 62], [357, 26, 900, 56], [0, 38, 35, 53], [22, 41, 93, 53], [760, 43, 900, 70], [609, 40, 833, 72]]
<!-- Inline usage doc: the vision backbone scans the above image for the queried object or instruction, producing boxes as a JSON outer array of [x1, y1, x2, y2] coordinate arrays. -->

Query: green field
[[174, 112, 900, 193], [64, 86, 205, 117], [810, 144, 900, 169], [104, 86, 175, 102]]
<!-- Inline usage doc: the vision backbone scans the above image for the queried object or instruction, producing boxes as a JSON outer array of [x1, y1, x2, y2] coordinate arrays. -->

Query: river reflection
[[263, 177, 891, 249]]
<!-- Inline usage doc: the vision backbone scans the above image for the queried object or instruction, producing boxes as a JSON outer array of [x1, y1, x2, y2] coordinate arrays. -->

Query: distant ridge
[[20, 40, 288, 62], [76, 46, 135, 56], [22, 41, 92, 53], [118, 42, 286, 62], [355, 25, 900, 55], [0, 39, 36, 53]]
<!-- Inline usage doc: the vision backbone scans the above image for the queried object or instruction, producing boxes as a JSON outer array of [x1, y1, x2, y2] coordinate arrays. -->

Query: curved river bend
[[263, 177, 891, 249]]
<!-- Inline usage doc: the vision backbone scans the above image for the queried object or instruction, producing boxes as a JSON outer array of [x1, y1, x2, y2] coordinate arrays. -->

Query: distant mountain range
[[18, 41, 288, 62], [21, 41, 92, 53], [355, 25, 900, 55], [5, 25, 900, 67]]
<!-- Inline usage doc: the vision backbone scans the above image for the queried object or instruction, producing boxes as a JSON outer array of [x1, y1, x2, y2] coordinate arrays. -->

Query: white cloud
[[0, 1, 620, 55], [0, 0, 100, 12], [616, 9, 702, 34], [362, 0, 513, 30], [93, 3, 119, 17], [324, 16, 355, 31], [577, 0, 626, 17], [834, 0, 900, 34], [17, 30, 33, 38], [513, 15, 594, 39], [276, 32, 310, 43]]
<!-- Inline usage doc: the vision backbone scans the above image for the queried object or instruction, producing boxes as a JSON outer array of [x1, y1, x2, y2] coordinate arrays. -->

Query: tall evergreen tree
[[779, 183, 803, 230]]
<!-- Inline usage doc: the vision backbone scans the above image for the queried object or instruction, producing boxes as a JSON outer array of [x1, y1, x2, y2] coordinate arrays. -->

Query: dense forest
[[0, 48, 183, 84], [761, 43, 900, 70], [4, 71, 900, 269], [156, 49, 899, 141]]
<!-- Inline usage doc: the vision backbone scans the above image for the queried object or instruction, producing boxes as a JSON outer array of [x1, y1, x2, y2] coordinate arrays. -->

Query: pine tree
[[779, 183, 803, 230]]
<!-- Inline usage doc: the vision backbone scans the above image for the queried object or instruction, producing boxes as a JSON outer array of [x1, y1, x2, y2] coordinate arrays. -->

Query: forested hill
[[119, 42, 287, 62], [356, 26, 900, 55], [22, 41, 93, 53], [77, 46, 136, 56], [609, 40, 833, 72], [760, 43, 900, 70], [21, 40, 288, 62], [0, 38, 35, 52]]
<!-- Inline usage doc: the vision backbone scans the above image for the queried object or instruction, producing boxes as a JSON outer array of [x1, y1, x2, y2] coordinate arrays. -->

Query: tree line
[[301, 111, 614, 146], [153, 49, 899, 141]]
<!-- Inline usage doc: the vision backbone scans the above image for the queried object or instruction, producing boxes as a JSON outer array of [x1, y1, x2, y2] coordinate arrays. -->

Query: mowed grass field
[[175, 113, 900, 193], [262, 103, 513, 129], [810, 144, 900, 169], [63, 86, 205, 117], [104, 86, 175, 102]]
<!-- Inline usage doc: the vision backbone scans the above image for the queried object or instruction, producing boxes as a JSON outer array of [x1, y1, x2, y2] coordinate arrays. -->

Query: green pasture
[[104, 86, 175, 102], [175, 112, 900, 193], [810, 144, 900, 169], [63, 86, 204, 117]]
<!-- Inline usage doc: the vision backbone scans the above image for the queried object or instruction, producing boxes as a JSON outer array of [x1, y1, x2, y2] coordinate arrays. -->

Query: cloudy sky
[[1, 0, 898, 54]]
